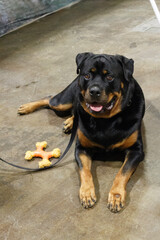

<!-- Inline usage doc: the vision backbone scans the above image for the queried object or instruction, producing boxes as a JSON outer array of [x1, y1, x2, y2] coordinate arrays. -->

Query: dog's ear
[[116, 55, 134, 81], [76, 52, 93, 74], [117, 55, 135, 108]]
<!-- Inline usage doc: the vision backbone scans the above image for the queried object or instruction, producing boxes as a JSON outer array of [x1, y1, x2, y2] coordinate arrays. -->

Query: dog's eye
[[84, 73, 91, 80], [106, 76, 114, 81]]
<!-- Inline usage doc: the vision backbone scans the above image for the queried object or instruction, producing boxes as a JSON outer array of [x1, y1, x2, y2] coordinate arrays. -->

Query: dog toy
[[25, 141, 61, 168]]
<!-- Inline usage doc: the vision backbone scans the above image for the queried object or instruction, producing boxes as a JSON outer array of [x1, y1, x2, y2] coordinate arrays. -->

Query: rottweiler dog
[[18, 53, 145, 213]]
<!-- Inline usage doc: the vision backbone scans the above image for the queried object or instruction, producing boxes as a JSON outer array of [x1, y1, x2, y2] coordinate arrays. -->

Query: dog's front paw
[[18, 103, 36, 115], [107, 188, 126, 213], [63, 116, 74, 134], [79, 185, 97, 209]]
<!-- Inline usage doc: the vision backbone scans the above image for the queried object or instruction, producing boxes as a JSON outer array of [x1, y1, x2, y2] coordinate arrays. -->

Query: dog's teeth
[[106, 102, 113, 110], [86, 103, 90, 108]]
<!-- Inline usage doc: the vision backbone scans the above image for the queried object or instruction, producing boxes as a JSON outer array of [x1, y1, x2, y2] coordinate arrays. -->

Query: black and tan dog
[[18, 53, 145, 213]]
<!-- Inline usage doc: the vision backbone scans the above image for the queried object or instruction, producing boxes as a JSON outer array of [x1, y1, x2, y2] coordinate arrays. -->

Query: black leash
[[0, 111, 78, 172]]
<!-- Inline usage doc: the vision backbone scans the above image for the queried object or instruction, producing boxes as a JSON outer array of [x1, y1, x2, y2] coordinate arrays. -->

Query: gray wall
[[0, 0, 79, 36]]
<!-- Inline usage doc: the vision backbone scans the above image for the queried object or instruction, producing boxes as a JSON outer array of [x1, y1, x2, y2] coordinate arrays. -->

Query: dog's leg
[[18, 97, 51, 115], [18, 96, 73, 115], [75, 149, 97, 208], [18, 77, 78, 116], [107, 133, 144, 213]]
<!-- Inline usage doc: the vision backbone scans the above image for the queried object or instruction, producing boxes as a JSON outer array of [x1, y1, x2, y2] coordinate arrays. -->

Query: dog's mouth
[[85, 96, 117, 113]]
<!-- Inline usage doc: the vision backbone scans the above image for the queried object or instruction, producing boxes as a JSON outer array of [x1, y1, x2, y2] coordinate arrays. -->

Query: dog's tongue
[[90, 104, 103, 112]]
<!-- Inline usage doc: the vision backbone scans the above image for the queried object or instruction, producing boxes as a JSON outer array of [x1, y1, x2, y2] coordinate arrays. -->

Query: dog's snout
[[89, 86, 101, 98]]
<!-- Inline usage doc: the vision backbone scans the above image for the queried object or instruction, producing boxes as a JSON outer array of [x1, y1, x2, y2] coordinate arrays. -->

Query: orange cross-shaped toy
[[25, 141, 61, 168]]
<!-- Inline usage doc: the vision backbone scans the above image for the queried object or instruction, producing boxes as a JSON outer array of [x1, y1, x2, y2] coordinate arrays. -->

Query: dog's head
[[76, 52, 135, 118]]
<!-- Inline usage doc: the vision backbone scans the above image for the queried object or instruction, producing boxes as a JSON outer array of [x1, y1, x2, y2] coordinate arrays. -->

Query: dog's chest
[[78, 114, 135, 149]]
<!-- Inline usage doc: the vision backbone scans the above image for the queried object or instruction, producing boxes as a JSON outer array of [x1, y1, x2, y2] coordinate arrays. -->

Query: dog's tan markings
[[122, 131, 138, 149], [107, 91, 122, 117], [81, 91, 122, 118], [77, 129, 104, 149], [107, 92, 115, 103], [50, 103, 73, 111], [107, 156, 135, 213], [91, 68, 96, 72], [63, 115, 74, 133], [109, 131, 138, 150], [101, 89, 108, 100], [103, 70, 107, 74], [79, 153, 97, 208], [81, 90, 85, 97], [18, 98, 50, 115], [121, 82, 124, 89]]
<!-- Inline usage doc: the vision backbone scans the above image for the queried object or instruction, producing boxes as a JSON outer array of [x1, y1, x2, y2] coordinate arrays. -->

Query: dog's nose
[[89, 86, 101, 98]]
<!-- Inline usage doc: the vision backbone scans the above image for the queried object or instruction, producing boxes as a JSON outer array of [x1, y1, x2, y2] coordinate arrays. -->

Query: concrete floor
[[0, 0, 160, 239]]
